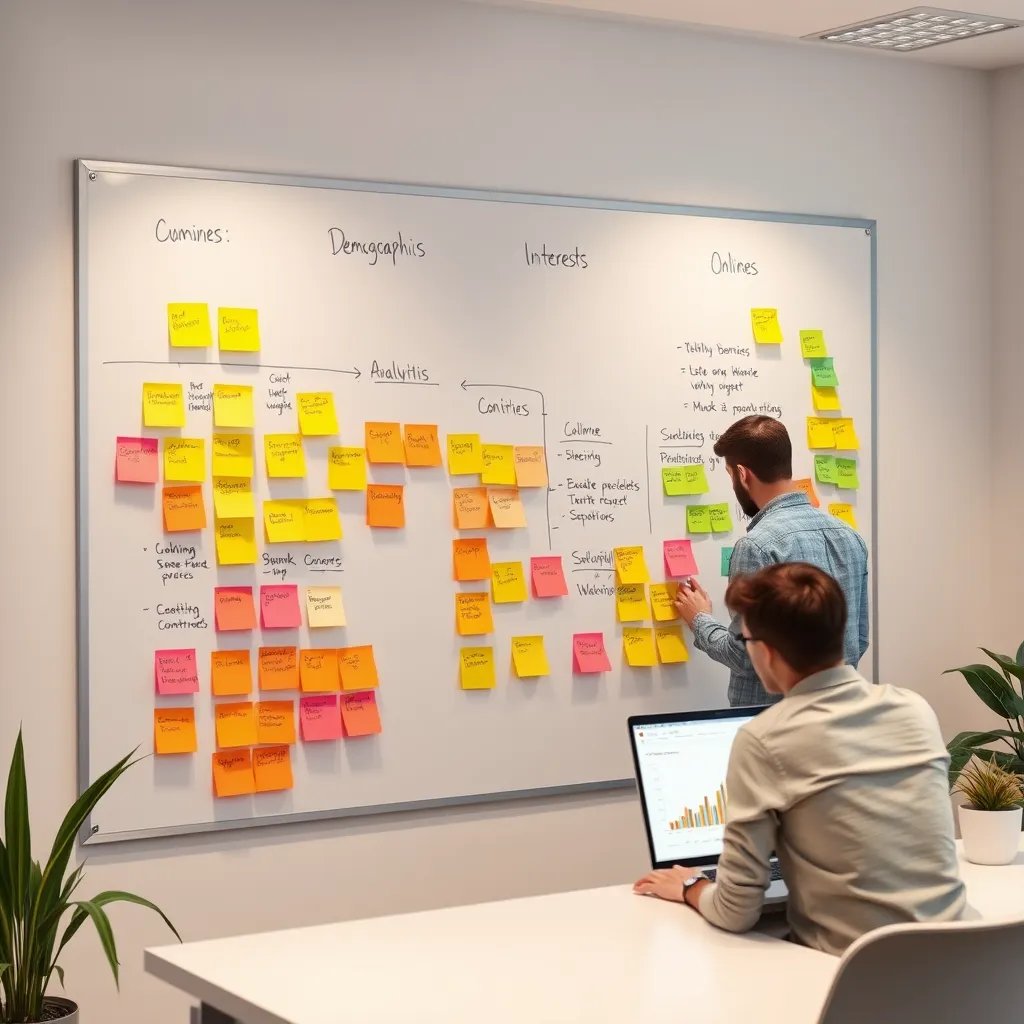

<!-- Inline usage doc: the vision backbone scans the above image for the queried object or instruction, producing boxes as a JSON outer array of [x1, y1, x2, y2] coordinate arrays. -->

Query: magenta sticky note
[[116, 436, 158, 484], [299, 695, 342, 741], [260, 585, 301, 629], [530, 556, 569, 598], [572, 633, 612, 674], [154, 649, 199, 695], [663, 539, 699, 578]]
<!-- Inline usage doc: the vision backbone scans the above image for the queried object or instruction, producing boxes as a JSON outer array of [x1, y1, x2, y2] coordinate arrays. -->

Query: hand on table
[[632, 865, 703, 903]]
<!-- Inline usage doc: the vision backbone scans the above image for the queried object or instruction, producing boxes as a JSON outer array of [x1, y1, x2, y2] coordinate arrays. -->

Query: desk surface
[[146, 844, 1024, 1024]]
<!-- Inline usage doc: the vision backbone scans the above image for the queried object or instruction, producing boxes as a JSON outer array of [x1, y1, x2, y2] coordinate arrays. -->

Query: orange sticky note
[[154, 708, 197, 755], [211, 650, 253, 696], [455, 592, 494, 636], [299, 648, 339, 692], [213, 750, 255, 797], [793, 478, 821, 508], [453, 538, 491, 581], [404, 424, 442, 467], [340, 691, 382, 737], [258, 646, 299, 691], [365, 422, 405, 463], [338, 645, 380, 691], [162, 485, 206, 532], [214, 701, 258, 749], [366, 484, 405, 528], [253, 746, 293, 792], [257, 701, 296, 745], [488, 487, 526, 528], [513, 446, 548, 487], [453, 487, 492, 529], [214, 587, 256, 632]]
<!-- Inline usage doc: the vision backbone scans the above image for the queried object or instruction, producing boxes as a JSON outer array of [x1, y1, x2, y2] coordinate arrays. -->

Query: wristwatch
[[682, 872, 709, 905]]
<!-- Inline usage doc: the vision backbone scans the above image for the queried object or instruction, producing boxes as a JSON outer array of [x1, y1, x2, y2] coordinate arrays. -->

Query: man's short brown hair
[[713, 415, 792, 482], [726, 563, 846, 674]]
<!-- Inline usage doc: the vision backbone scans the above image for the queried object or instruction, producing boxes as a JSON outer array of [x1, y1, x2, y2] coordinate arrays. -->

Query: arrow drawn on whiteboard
[[101, 359, 363, 379]]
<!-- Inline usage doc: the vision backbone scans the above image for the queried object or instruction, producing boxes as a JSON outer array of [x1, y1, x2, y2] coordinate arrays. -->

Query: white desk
[[146, 843, 1024, 1024]]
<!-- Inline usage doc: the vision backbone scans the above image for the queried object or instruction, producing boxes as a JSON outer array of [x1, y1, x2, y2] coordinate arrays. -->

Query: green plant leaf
[[981, 648, 1024, 689], [948, 746, 973, 788], [53, 964, 64, 989], [948, 729, 1022, 750], [1015, 640, 1024, 668], [68, 900, 120, 988], [5, 729, 32, 917], [944, 664, 1024, 719]]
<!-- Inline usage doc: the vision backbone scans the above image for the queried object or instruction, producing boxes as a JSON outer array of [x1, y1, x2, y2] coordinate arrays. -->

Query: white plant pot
[[958, 804, 1023, 865]]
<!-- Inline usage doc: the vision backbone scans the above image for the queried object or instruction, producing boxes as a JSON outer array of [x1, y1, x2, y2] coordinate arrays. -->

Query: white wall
[[0, 1, 997, 1020]]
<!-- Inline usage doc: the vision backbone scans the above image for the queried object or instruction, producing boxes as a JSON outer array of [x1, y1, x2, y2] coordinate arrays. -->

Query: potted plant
[[0, 731, 179, 1022], [953, 756, 1024, 864]]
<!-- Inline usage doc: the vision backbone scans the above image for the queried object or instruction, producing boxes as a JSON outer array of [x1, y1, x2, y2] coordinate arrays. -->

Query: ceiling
[[470, 1, 1024, 68]]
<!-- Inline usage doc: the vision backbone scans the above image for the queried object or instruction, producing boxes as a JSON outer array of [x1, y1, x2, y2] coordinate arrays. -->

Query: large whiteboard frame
[[75, 159, 878, 843]]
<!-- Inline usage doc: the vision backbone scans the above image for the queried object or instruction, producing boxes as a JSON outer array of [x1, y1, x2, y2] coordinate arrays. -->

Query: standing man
[[674, 415, 868, 706]]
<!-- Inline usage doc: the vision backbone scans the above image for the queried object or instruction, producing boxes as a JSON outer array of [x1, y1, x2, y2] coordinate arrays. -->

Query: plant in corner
[[952, 757, 1024, 865], [0, 730, 179, 1022]]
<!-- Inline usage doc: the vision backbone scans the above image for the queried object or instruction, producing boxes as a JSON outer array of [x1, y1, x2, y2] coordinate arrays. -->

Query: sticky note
[[488, 488, 526, 528], [751, 308, 783, 344], [812, 385, 841, 412], [650, 583, 680, 622], [258, 646, 299, 691], [664, 539, 698, 578], [163, 485, 206, 532], [721, 547, 734, 576], [257, 701, 296, 745], [792, 479, 820, 508], [491, 562, 527, 604], [531, 556, 568, 597], [655, 625, 690, 664], [154, 649, 199, 695], [513, 446, 548, 487], [447, 433, 483, 475], [454, 487, 492, 529], [328, 447, 367, 491], [404, 424, 442, 467], [304, 498, 342, 541], [810, 357, 839, 388], [459, 647, 496, 690], [365, 422, 404, 464], [115, 437, 158, 483], [299, 695, 342, 741], [340, 691, 382, 737], [456, 592, 494, 636], [623, 628, 657, 667], [306, 587, 345, 628], [709, 503, 733, 533], [218, 307, 260, 352], [154, 708, 197, 755], [800, 330, 828, 358], [215, 702, 258, 749], [338, 645, 379, 691], [511, 636, 550, 678], [143, 383, 185, 427], [453, 538, 491, 581], [836, 458, 859, 490], [366, 484, 405, 528], [212, 750, 255, 797], [265, 435, 306, 478], [829, 503, 858, 529], [815, 455, 839, 485], [211, 650, 252, 696], [214, 518, 257, 565], [167, 302, 211, 348], [212, 434, 254, 478], [254, 746, 293, 792], [662, 465, 709, 496], [213, 384, 254, 428], [573, 633, 612, 674], [264, 500, 305, 544], [260, 584, 301, 629], [807, 418, 836, 449], [616, 583, 648, 622], [833, 418, 860, 450], [300, 649, 339, 692], [614, 546, 649, 584], [214, 586, 256, 632], [481, 444, 516, 485], [686, 506, 712, 534], [213, 477, 254, 519], [296, 392, 338, 436]]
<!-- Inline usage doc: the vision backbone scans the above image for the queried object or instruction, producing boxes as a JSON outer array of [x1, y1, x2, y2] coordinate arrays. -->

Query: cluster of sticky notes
[[363, 422, 442, 466], [814, 455, 859, 490], [264, 497, 343, 542], [621, 627, 689, 666], [459, 635, 553, 688], [167, 304, 261, 352], [446, 434, 548, 487], [686, 504, 733, 534], [751, 308, 783, 345], [806, 417, 859, 450], [116, 437, 158, 483], [299, 691, 382, 741], [212, 746, 292, 798], [662, 465, 709, 496], [452, 487, 527, 529]]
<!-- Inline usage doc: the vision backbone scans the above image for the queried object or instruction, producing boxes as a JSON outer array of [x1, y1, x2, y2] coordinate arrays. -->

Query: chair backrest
[[816, 916, 1024, 1024]]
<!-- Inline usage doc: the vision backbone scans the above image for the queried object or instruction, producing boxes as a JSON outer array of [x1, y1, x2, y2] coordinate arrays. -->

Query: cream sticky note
[[812, 385, 841, 412], [264, 500, 305, 544], [264, 435, 306, 478], [305, 587, 345, 628], [807, 418, 836, 449], [211, 650, 252, 696], [829, 502, 858, 528], [214, 586, 256, 631], [614, 546, 649, 584], [836, 458, 859, 490], [258, 646, 299, 691], [116, 437, 158, 483], [218, 307, 260, 352], [215, 701, 258, 749], [299, 695, 342, 741], [304, 498, 342, 541], [751, 308, 783, 344], [214, 518, 257, 565], [616, 583, 648, 622], [257, 701, 296, 745], [573, 633, 612, 674], [481, 444, 516, 485], [815, 455, 839, 485], [488, 488, 526, 528], [163, 485, 206, 532], [491, 562, 527, 604], [340, 692, 382, 737], [297, 392, 339, 436], [709, 503, 733, 533], [833, 418, 860, 451], [447, 433, 483, 475], [460, 646, 496, 690], [810, 358, 839, 388], [213, 477, 254, 519], [511, 636, 550, 678], [455, 592, 494, 636], [213, 384, 254, 428], [253, 746, 294, 793], [513, 446, 548, 487], [404, 424, 442, 467], [655, 625, 690, 664], [338, 645, 379, 691], [454, 488, 492, 529], [365, 422, 405, 464], [143, 383, 185, 427], [212, 434, 254, 478], [623, 628, 657, 667], [260, 584, 302, 629], [531, 556, 568, 597], [299, 648, 339, 692], [663, 539, 699, 578], [366, 484, 405, 528], [800, 330, 828, 358], [213, 750, 256, 797], [793, 479, 820, 508], [662, 466, 709, 496], [154, 708, 197, 755], [650, 583, 680, 622], [154, 649, 199, 695], [686, 506, 712, 534], [328, 447, 367, 490], [167, 303, 211, 348], [453, 538, 491, 581]]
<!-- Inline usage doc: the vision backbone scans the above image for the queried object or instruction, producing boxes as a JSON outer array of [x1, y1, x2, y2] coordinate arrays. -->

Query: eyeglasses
[[730, 631, 761, 646]]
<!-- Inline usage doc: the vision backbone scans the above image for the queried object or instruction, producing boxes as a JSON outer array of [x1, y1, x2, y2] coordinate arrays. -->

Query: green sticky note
[[721, 547, 734, 576], [663, 465, 709, 496], [687, 505, 712, 534], [810, 358, 839, 388], [709, 503, 733, 533], [815, 455, 839, 485], [836, 458, 859, 490], [800, 330, 828, 359]]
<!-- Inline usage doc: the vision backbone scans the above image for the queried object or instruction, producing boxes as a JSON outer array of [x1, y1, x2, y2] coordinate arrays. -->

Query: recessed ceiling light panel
[[807, 7, 1020, 51]]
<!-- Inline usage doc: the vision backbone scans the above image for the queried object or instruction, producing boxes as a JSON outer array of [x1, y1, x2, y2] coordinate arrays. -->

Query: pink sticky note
[[664, 539, 699, 578], [116, 436, 158, 483], [299, 695, 342, 741], [260, 585, 301, 629], [531, 556, 569, 597], [214, 587, 257, 631], [340, 691, 382, 737], [154, 649, 199, 695], [572, 633, 612, 674]]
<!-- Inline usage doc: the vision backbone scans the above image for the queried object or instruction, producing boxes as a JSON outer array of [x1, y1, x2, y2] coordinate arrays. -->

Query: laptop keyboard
[[704, 861, 783, 883]]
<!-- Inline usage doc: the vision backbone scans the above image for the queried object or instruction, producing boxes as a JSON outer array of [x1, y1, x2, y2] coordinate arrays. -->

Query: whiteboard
[[76, 161, 875, 843]]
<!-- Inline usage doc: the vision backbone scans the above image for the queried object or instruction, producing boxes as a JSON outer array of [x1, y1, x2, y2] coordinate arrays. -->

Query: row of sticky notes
[[212, 747, 291, 796], [807, 417, 859, 450], [662, 465, 709, 496], [750, 314, 838, 356], [615, 583, 688, 623], [814, 455, 859, 490], [212, 585, 343, 631], [612, 542, 700, 583], [687, 505, 733, 534], [453, 487, 527, 529], [168, 304, 260, 351], [446, 435, 548, 487], [452, 543, 569, 596], [263, 498, 343, 541]]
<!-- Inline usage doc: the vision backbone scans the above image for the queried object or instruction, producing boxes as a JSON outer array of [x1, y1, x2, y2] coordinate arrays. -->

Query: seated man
[[634, 562, 965, 956]]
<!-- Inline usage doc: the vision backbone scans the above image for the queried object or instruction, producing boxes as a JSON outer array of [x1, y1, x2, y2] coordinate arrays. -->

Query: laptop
[[628, 707, 788, 904]]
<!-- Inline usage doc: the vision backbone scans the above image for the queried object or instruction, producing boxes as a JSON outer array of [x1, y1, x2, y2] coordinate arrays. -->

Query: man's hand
[[673, 578, 713, 627], [632, 865, 703, 903]]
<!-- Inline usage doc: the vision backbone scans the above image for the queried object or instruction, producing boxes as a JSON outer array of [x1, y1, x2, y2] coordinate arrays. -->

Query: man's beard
[[733, 479, 759, 518]]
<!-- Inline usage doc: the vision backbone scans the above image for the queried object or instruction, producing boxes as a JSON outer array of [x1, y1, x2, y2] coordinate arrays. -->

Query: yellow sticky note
[[163, 438, 205, 482], [265, 434, 306, 478], [297, 392, 339, 436], [807, 418, 836, 449], [328, 447, 367, 490], [306, 586, 345, 628], [218, 307, 260, 352], [650, 583, 680, 621], [215, 701, 258, 748], [459, 647, 496, 690], [829, 502, 858, 529], [614, 546, 650, 584], [404, 424, 442, 467], [213, 384, 254, 428], [481, 444, 516, 485], [751, 308, 783, 344], [365, 422, 405, 464], [511, 635, 550, 678], [264, 500, 305, 544], [143, 383, 185, 427], [212, 433, 254, 478], [488, 488, 527, 528], [456, 592, 494, 636], [800, 330, 828, 358], [215, 518, 257, 565], [303, 498, 342, 542], [167, 303, 211, 348], [514, 446, 548, 487], [833, 418, 860, 451], [616, 583, 648, 622], [812, 385, 841, 412], [491, 562, 527, 604], [623, 628, 657, 667], [213, 477, 255, 519], [154, 708, 197, 755], [447, 433, 483, 475], [655, 625, 690, 664]]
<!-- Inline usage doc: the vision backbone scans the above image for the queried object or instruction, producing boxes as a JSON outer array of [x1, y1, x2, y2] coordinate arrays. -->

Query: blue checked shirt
[[692, 491, 870, 707]]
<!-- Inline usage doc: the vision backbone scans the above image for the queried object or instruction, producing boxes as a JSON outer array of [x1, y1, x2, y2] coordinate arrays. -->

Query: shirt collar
[[787, 665, 863, 698], [746, 490, 810, 531]]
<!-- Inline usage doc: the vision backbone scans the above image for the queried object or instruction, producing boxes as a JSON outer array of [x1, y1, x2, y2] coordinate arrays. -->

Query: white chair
[[816, 916, 1024, 1024]]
